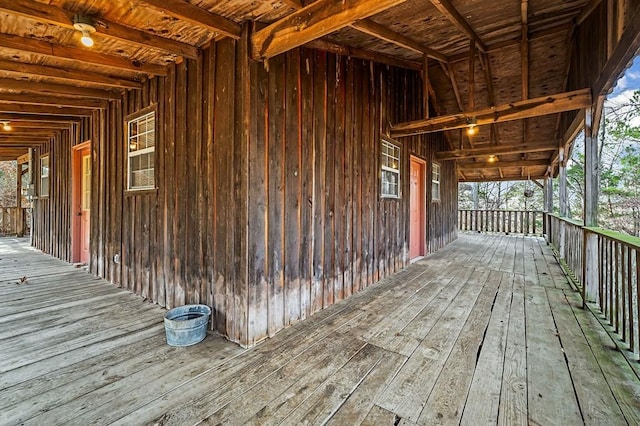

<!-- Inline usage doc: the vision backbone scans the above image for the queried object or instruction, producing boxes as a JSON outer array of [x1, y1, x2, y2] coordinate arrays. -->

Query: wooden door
[[410, 157, 425, 259], [72, 142, 91, 264]]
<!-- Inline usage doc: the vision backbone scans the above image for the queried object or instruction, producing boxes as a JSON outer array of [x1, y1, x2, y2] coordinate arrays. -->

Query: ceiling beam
[[0, 33, 167, 76], [0, 0, 199, 59], [0, 94, 107, 109], [138, 0, 241, 40], [252, 0, 408, 60], [437, 142, 558, 160], [429, 0, 487, 52], [457, 159, 549, 170], [0, 60, 142, 89], [0, 113, 80, 122], [0, 121, 71, 129], [577, 0, 603, 25], [391, 88, 592, 137], [594, 2, 640, 97], [0, 78, 120, 100], [0, 104, 92, 117], [350, 19, 448, 63], [305, 39, 421, 70]]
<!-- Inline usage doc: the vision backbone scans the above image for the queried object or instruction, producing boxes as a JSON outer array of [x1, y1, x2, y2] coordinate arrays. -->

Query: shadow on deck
[[1, 233, 639, 425]]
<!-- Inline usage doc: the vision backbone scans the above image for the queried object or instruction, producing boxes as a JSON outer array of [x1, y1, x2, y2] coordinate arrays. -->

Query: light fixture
[[1, 121, 11, 131], [73, 14, 96, 47], [466, 117, 477, 136], [129, 141, 137, 151], [487, 155, 496, 163]]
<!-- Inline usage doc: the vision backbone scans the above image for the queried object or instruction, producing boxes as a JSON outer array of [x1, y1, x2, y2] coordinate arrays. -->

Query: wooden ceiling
[[0, 0, 625, 181]]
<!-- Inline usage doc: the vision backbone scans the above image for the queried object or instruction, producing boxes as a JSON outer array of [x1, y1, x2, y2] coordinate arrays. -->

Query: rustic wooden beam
[[0, 121, 70, 129], [430, 0, 487, 52], [0, 0, 199, 59], [594, 2, 640, 96], [281, 0, 305, 8], [252, 0, 408, 60], [423, 55, 430, 118], [0, 104, 92, 116], [0, 78, 120, 100], [351, 19, 448, 63], [577, 0, 603, 25], [138, 0, 241, 39], [468, 40, 476, 112], [521, 0, 529, 100], [437, 142, 558, 160], [0, 33, 167, 76], [457, 159, 549, 170], [391, 88, 592, 137], [0, 113, 80, 123], [0, 59, 141, 89], [461, 174, 547, 182], [0, 93, 107, 109], [305, 39, 421, 70]]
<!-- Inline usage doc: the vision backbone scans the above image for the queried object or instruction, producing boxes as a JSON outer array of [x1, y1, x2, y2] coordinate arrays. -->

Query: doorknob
[[76, 212, 82, 216]]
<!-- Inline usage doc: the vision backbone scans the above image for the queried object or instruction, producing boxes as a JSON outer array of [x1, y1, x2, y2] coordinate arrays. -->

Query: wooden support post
[[584, 107, 598, 227], [423, 55, 430, 118], [558, 147, 567, 259]]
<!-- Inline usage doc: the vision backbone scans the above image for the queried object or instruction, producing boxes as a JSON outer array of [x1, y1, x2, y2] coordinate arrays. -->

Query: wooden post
[[584, 107, 598, 227], [558, 148, 567, 259], [423, 55, 430, 118], [584, 107, 599, 304]]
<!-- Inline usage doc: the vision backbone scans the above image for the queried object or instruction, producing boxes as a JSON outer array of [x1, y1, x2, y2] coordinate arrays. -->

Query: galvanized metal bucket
[[163, 304, 211, 347]]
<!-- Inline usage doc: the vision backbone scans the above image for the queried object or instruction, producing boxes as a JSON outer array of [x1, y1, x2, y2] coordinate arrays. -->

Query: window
[[127, 109, 156, 191], [381, 139, 401, 198], [432, 162, 441, 201], [40, 155, 49, 198]]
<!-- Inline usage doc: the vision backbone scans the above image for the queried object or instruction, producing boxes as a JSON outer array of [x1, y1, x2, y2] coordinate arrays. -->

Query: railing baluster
[[627, 244, 634, 353]]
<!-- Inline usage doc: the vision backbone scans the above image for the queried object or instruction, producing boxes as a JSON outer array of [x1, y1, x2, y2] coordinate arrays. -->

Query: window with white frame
[[432, 162, 441, 201], [381, 139, 401, 198], [40, 155, 49, 198], [127, 109, 156, 191]]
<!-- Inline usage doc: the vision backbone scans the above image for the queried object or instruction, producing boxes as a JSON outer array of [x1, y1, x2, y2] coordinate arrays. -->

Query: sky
[[606, 56, 640, 125]]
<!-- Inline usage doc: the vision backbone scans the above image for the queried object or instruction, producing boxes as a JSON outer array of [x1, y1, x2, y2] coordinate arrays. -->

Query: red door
[[72, 142, 91, 264], [410, 157, 425, 259]]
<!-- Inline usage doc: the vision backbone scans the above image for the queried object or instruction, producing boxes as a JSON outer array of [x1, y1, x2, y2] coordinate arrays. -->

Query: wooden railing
[[0, 207, 26, 236], [458, 209, 543, 235], [546, 213, 640, 360]]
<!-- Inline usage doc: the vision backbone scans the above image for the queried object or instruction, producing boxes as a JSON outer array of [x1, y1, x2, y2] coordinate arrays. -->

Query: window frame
[[40, 154, 50, 198], [432, 162, 441, 202], [380, 138, 402, 199], [126, 106, 157, 192]]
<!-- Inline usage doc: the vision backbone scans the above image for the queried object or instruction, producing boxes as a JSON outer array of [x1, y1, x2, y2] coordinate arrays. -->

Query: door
[[72, 142, 91, 264], [410, 157, 425, 259]]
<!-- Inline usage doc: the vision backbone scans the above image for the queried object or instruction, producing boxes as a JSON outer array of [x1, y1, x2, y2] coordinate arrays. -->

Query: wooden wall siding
[[29, 34, 457, 346]]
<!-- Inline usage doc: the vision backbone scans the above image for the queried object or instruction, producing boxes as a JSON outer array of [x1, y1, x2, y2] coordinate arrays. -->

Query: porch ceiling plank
[[252, 0, 408, 60], [429, 0, 487, 52], [138, 0, 241, 40], [304, 39, 421, 70], [576, 0, 603, 25], [350, 19, 448, 63], [391, 88, 592, 137], [0, 33, 167, 76], [458, 159, 549, 170], [0, 104, 92, 117], [594, 2, 640, 97], [0, 94, 108, 109], [0, 0, 199, 59], [0, 78, 120, 100], [436, 142, 559, 161], [0, 59, 142, 90], [0, 121, 70, 129], [0, 113, 80, 123]]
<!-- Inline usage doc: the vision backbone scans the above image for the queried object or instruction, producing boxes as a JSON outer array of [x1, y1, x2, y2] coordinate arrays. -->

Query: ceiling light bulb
[[1, 122, 11, 131], [488, 155, 496, 163], [466, 125, 476, 136], [80, 30, 94, 47]]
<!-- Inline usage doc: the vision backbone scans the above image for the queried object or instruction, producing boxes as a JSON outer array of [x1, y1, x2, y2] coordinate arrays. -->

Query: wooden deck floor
[[1, 233, 640, 425]]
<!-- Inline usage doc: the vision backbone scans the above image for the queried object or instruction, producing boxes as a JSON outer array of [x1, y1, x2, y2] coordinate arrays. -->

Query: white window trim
[[381, 139, 401, 199], [432, 162, 441, 202], [126, 109, 156, 191], [40, 155, 50, 198]]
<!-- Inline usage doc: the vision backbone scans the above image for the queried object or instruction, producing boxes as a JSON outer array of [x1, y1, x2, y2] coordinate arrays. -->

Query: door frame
[[72, 140, 91, 263], [409, 155, 427, 261]]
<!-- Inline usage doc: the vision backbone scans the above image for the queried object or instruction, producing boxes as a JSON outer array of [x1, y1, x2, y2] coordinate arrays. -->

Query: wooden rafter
[[391, 88, 592, 137], [0, 113, 79, 122], [252, 0, 408, 60], [0, 78, 119, 100], [0, 0, 199, 59], [521, 0, 529, 160], [430, 0, 487, 52], [577, 0, 603, 25], [0, 60, 142, 90], [0, 94, 108, 109], [0, 121, 70, 129], [0, 104, 92, 116], [139, 0, 241, 39], [0, 33, 167, 76], [437, 142, 558, 160], [350, 19, 448, 63], [305, 40, 421, 70], [457, 159, 549, 170]]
